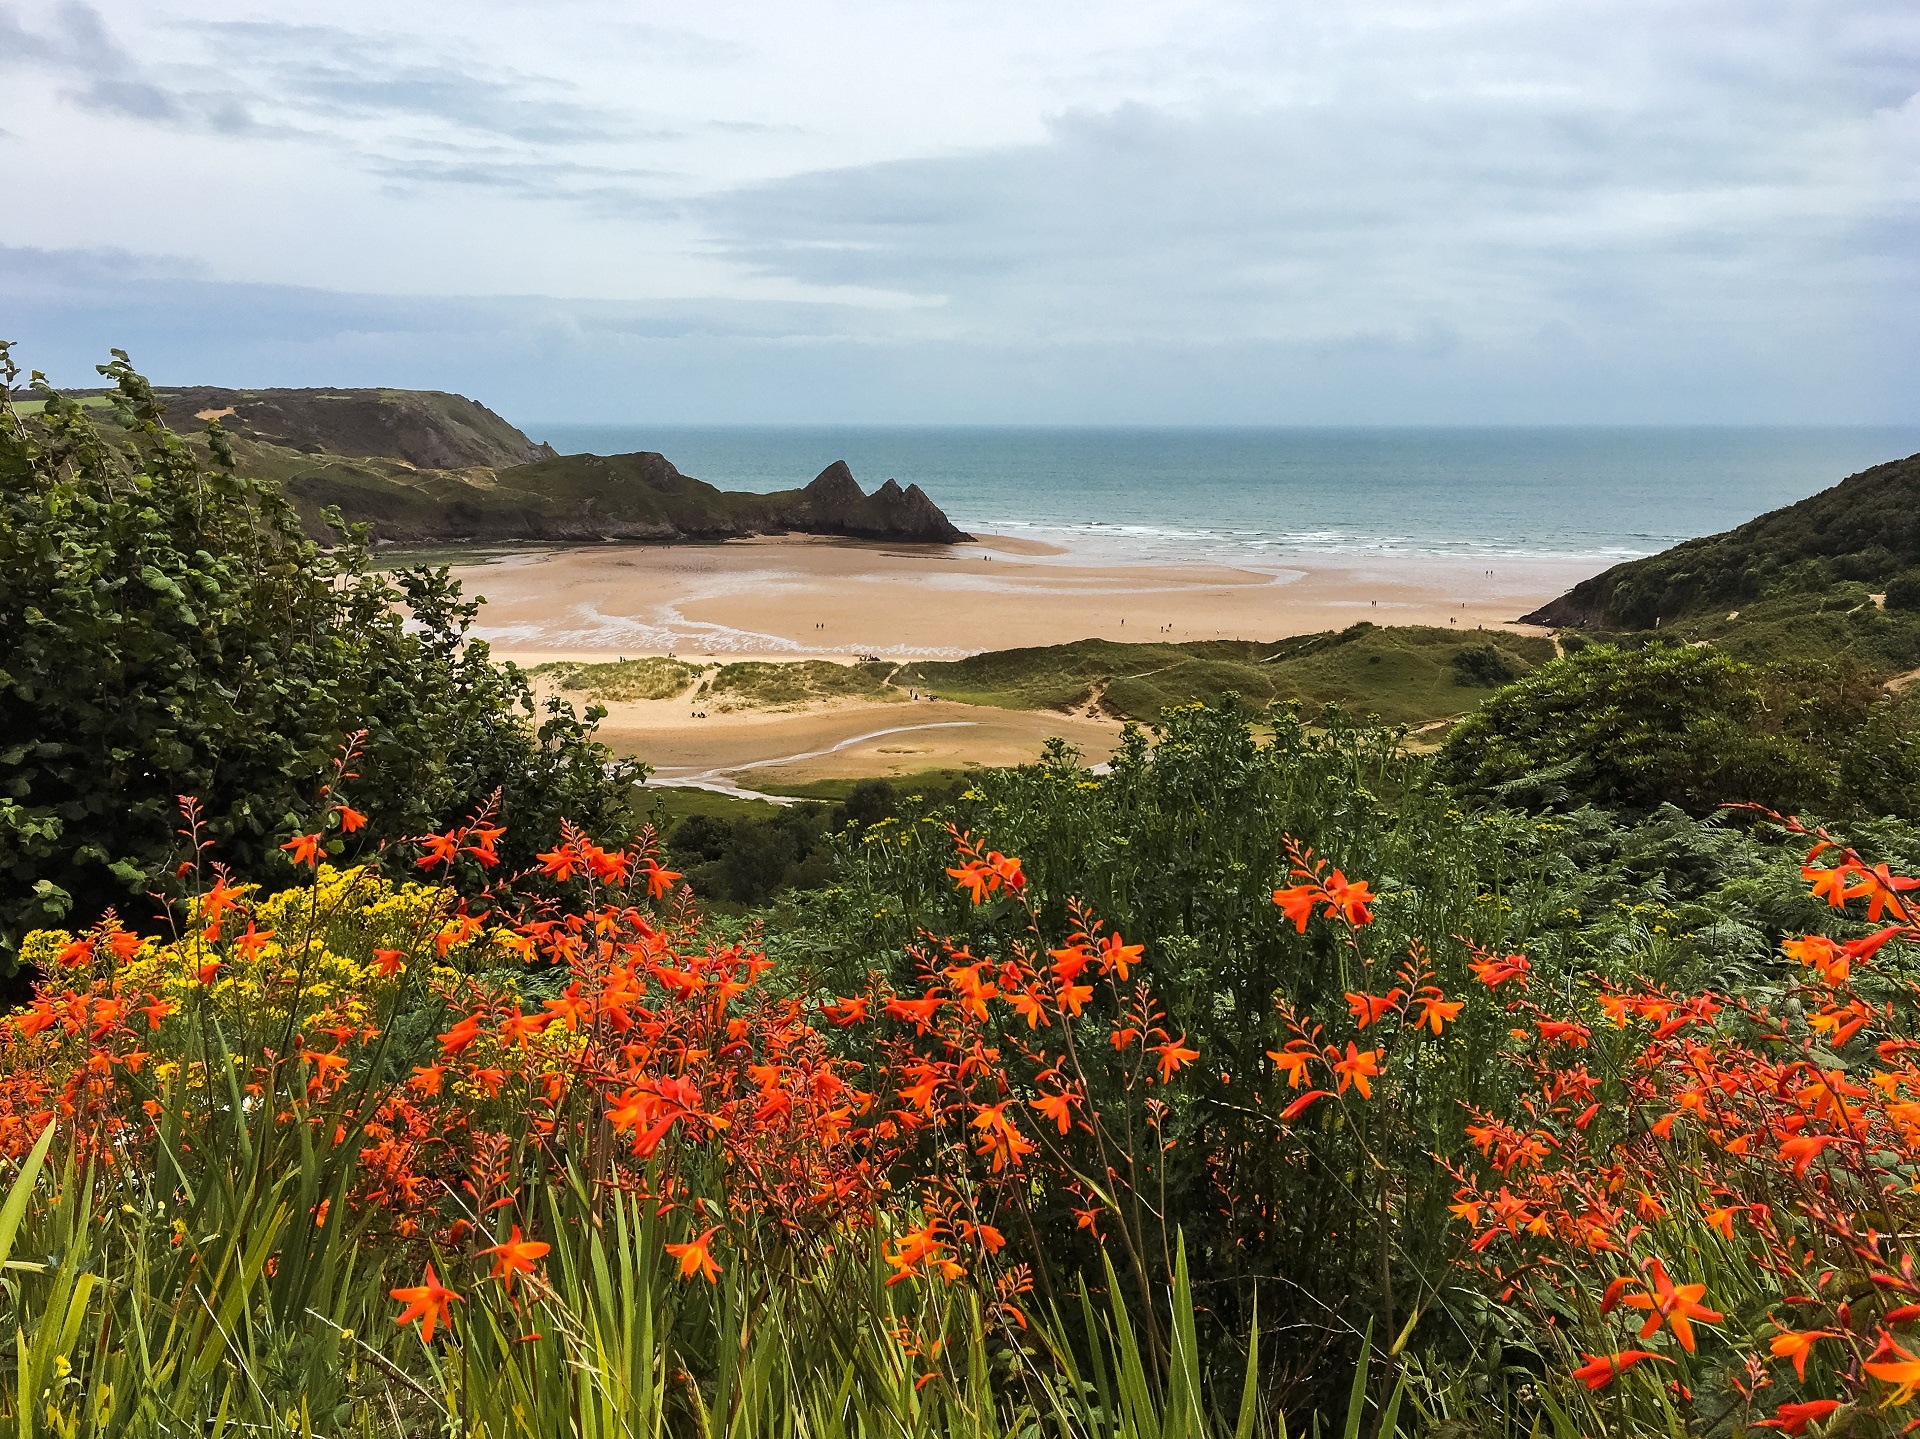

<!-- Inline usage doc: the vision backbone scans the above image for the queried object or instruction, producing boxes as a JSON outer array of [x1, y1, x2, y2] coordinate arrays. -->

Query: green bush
[[1449, 642, 1522, 687], [1887, 571, 1920, 613], [1436, 642, 1836, 815], [0, 347, 636, 962]]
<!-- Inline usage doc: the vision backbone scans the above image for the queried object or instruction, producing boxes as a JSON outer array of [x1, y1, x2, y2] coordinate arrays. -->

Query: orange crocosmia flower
[[371, 948, 406, 978], [280, 832, 324, 867], [415, 832, 460, 871], [1271, 883, 1320, 933], [1322, 870, 1374, 925], [1802, 863, 1867, 907], [438, 1015, 483, 1057], [1280, 1089, 1332, 1122], [105, 929, 142, 963], [391, 1264, 461, 1342], [1344, 989, 1404, 1028], [820, 996, 870, 1026], [899, 1072, 939, 1114], [1413, 994, 1463, 1035], [1779, 1133, 1839, 1177], [1701, 1206, 1737, 1241], [56, 937, 94, 969], [1570, 1351, 1669, 1390], [1783, 935, 1849, 984], [1862, 862, 1920, 923], [1467, 953, 1531, 989], [1769, 1329, 1836, 1381], [1031, 1091, 1075, 1133], [232, 923, 275, 963], [1621, 1259, 1723, 1353], [946, 861, 996, 905], [642, 860, 682, 899], [1267, 1047, 1315, 1088], [1049, 945, 1091, 982], [1331, 1043, 1383, 1099], [1537, 1020, 1590, 1048], [1753, 1400, 1842, 1435], [200, 878, 244, 926], [409, 1064, 446, 1097], [481, 1226, 551, 1293], [1867, 1340, 1920, 1405], [335, 805, 367, 833], [884, 994, 944, 1034], [1152, 1034, 1200, 1083], [1096, 933, 1143, 980], [1448, 1197, 1483, 1226], [536, 845, 579, 880], [1007, 989, 1050, 1028], [958, 1221, 1006, 1252], [666, 1226, 723, 1283], [1058, 982, 1094, 1017], [1110, 1025, 1142, 1050]]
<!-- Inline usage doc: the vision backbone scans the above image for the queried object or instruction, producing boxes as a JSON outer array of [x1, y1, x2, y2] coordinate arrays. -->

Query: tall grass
[[0, 1106, 1454, 1438]]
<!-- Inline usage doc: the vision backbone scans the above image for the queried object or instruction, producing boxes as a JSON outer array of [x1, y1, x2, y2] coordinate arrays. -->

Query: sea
[[533, 426, 1920, 568]]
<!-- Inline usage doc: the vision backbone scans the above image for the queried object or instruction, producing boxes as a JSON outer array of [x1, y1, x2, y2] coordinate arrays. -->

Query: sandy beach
[[459, 534, 1599, 791], [465, 534, 1595, 662]]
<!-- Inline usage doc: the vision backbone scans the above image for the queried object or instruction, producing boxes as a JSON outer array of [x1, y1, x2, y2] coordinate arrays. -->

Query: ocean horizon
[[533, 424, 1920, 570]]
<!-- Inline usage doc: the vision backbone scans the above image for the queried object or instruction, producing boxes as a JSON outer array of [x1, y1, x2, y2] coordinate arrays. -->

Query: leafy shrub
[[1450, 642, 1522, 688], [0, 349, 635, 962], [1437, 642, 1835, 816], [1888, 571, 1920, 613]]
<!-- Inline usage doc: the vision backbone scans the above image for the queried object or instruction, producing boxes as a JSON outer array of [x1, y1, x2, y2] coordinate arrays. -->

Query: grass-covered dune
[[896, 624, 1558, 726]]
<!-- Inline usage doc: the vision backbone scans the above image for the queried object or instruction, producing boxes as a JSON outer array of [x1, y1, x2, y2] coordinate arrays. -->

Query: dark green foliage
[[1888, 572, 1920, 613], [666, 806, 836, 905], [839, 778, 898, 829], [1524, 450, 1920, 630], [660, 778, 919, 906], [1436, 643, 1849, 816], [0, 348, 636, 962], [1449, 642, 1522, 688]]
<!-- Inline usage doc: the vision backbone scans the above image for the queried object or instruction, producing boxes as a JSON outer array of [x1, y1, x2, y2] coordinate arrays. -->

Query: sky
[[1, 0, 1916, 424]]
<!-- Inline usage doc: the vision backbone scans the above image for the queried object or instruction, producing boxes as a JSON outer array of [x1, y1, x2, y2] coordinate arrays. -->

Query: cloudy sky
[[2, 0, 1915, 423]]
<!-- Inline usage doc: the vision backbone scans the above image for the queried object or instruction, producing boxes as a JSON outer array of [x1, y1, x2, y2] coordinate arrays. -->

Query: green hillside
[[896, 624, 1557, 726], [1524, 451, 1920, 630], [37, 384, 968, 546]]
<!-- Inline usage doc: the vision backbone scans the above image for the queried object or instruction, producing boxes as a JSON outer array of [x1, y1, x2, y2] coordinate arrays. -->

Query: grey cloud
[[196, 20, 627, 145], [0, 2, 655, 169]]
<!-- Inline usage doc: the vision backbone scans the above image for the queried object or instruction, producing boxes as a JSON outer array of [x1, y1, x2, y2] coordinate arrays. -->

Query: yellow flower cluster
[[22, 866, 493, 1041]]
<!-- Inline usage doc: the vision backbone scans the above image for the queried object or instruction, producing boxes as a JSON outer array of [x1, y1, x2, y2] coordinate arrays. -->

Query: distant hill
[[31, 384, 969, 547], [1522, 451, 1920, 630]]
